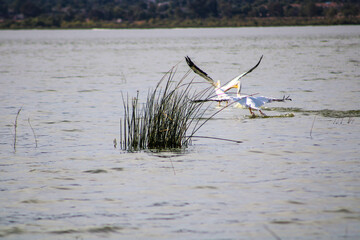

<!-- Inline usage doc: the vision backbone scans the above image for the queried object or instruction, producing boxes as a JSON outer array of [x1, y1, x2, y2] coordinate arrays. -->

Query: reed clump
[[120, 67, 211, 151]]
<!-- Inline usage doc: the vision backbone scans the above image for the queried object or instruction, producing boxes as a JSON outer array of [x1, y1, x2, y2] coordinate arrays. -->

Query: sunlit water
[[0, 26, 360, 239]]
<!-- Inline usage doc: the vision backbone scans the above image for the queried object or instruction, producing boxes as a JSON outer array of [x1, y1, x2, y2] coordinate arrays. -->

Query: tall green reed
[[120, 66, 212, 151]]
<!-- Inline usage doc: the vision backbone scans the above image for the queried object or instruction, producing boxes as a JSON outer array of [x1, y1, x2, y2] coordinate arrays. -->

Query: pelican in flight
[[185, 55, 263, 102], [186, 56, 291, 116]]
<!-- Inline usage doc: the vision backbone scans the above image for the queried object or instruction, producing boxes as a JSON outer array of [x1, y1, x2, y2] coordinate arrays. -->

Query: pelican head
[[215, 80, 221, 88], [236, 82, 242, 97]]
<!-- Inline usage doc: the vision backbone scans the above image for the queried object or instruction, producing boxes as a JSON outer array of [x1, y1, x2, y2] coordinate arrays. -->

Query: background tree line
[[0, 0, 359, 28]]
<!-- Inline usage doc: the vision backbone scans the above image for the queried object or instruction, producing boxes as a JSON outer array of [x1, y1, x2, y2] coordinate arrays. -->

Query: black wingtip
[[185, 56, 193, 67], [283, 95, 292, 101], [185, 56, 199, 71], [185, 56, 210, 77]]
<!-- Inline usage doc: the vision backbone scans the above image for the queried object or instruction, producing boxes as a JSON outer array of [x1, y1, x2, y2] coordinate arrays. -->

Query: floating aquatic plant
[[247, 113, 295, 119], [268, 107, 360, 118], [119, 66, 213, 151]]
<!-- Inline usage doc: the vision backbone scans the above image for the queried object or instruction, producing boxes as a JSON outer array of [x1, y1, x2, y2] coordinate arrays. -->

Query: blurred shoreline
[[1, 16, 359, 29]]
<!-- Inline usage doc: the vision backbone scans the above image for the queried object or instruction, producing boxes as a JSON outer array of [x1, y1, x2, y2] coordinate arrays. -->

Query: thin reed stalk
[[27, 117, 38, 148], [13, 107, 22, 152], [120, 67, 214, 151], [310, 116, 316, 139]]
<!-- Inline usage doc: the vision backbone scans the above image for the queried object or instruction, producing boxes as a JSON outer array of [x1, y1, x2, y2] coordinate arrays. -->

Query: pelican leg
[[259, 110, 267, 116], [249, 107, 255, 117]]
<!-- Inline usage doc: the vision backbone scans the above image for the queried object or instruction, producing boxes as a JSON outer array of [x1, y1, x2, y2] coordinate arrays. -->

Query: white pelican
[[186, 56, 291, 116], [193, 89, 291, 116], [233, 93, 292, 116], [185, 55, 262, 103]]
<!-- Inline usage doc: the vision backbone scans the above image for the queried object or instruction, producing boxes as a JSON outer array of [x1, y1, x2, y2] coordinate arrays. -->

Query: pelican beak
[[215, 81, 220, 88]]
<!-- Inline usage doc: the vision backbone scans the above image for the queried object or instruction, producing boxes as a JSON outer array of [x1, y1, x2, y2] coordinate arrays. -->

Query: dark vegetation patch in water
[[269, 107, 360, 118], [84, 169, 108, 174], [271, 220, 295, 224], [50, 225, 124, 234], [324, 208, 354, 214], [88, 226, 123, 233], [0, 227, 24, 237], [111, 167, 124, 171], [247, 113, 295, 119], [21, 199, 46, 204]]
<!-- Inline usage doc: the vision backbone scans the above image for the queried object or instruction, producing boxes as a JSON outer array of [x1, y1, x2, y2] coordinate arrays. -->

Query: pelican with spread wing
[[185, 55, 263, 101], [186, 56, 291, 116]]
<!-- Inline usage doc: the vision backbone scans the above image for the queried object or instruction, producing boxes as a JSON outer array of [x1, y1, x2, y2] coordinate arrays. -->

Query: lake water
[[0, 26, 360, 239]]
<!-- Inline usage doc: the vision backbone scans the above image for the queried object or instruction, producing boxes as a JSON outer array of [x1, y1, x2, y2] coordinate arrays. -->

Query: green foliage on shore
[[0, 0, 359, 29], [1, 16, 359, 29]]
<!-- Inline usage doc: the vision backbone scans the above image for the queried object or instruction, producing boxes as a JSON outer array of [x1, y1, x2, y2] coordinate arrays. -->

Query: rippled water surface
[[1, 26, 360, 239]]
